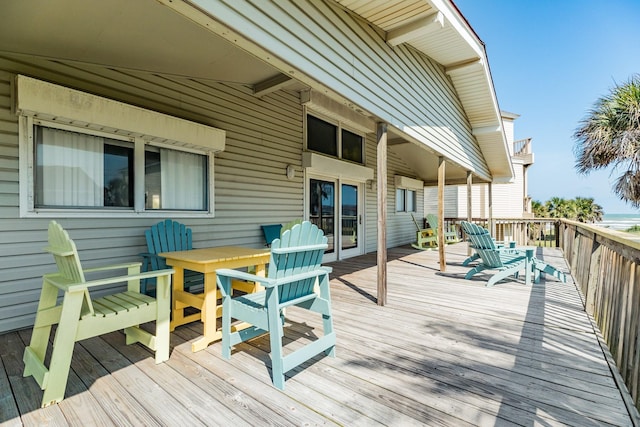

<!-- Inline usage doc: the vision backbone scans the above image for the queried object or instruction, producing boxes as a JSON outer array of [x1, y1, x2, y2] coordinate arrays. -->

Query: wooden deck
[[1, 244, 638, 426]]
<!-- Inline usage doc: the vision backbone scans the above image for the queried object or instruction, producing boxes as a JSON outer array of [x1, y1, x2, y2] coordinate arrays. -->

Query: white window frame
[[19, 117, 216, 218], [305, 111, 366, 166], [15, 75, 223, 218], [396, 188, 417, 213]]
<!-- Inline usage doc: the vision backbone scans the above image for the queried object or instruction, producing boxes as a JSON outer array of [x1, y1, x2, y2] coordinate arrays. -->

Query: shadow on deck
[[1, 244, 637, 426]]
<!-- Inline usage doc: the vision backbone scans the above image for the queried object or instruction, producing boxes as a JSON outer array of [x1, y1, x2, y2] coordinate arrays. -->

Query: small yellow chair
[[23, 221, 174, 407]]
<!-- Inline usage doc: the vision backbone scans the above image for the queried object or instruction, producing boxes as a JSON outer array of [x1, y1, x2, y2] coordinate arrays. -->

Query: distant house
[[424, 110, 534, 220], [0, 0, 513, 333]]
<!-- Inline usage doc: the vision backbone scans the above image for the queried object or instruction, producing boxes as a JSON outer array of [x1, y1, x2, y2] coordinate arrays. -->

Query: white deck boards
[[1, 244, 637, 426]]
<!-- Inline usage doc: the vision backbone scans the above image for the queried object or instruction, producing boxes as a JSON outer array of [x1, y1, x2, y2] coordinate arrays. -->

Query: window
[[30, 121, 209, 214], [144, 147, 207, 210], [16, 75, 225, 217], [396, 188, 416, 212], [306, 114, 363, 164]]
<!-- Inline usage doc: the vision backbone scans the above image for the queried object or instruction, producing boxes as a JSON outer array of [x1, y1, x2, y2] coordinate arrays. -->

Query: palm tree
[[573, 196, 604, 223], [545, 197, 575, 219], [531, 200, 548, 218], [574, 75, 640, 207]]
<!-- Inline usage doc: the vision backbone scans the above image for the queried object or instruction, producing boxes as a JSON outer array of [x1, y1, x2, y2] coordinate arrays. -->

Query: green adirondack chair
[[461, 221, 567, 287], [140, 219, 203, 295], [23, 221, 173, 407], [410, 213, 438, 250], [426, 213, 461, 244], [215, 221, 335, 390]]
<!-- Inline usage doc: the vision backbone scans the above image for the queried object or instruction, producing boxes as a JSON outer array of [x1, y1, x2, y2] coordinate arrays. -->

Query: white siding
[[0, 57, 433, 332], [0, 58, 306, 332], [190, 0, 490, 180]]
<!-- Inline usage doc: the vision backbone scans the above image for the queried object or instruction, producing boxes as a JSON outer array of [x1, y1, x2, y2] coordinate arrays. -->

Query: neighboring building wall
[[424, 111, 531, 220]]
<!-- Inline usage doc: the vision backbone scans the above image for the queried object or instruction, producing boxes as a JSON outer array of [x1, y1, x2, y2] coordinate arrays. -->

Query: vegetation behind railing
[[560, 219, 640, 412]]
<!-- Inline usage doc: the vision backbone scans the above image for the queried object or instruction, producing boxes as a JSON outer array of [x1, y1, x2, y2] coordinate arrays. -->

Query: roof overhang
[[0, 0, 513, 184], [337, 0, 514, 183]]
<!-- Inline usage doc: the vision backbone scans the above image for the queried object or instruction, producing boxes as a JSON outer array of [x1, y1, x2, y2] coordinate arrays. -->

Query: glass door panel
[[341, 184, 358, 251], [309, 179, 335, 254]]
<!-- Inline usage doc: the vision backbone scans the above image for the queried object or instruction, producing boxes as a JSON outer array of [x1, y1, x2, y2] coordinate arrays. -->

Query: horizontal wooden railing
[[445, 217, 560, 247], [560, 219, 640, 412]]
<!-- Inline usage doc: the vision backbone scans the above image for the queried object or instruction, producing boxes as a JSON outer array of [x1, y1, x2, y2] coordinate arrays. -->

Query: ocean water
[[597, 213, 640, 231]]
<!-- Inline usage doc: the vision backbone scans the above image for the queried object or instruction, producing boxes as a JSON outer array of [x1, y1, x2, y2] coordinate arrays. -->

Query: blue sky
[[453, 0, 640, 214]]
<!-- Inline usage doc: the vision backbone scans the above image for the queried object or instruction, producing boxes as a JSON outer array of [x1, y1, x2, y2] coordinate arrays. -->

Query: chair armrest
[[83, 262, 143, 274], [46, 268, 175, 293], [216, 266, 332, 290], [139, 252, 164, 260]]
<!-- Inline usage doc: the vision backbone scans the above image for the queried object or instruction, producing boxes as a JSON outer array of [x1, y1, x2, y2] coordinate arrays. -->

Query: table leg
[[191, 271, 222, 352], [170, 266, 185, 331], [525, 249, 534, 286]]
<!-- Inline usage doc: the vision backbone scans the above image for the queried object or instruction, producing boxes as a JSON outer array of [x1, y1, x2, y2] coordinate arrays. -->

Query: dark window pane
[[341, 129, 363, 163], [307, 115, 337, 156], [104, 144, 134, 207], [309, 179, 335, 253]]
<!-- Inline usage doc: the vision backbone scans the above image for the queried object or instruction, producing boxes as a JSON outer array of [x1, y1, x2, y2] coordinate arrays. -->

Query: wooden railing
[[446, 217, 640, 412], [445, 217, 560, 247], [560, 219, 640, 411]]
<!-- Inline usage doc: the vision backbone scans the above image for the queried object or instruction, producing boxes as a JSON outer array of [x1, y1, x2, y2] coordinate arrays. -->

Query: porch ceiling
[[0, 0, 510, 185], [0, 0, 282, 87]]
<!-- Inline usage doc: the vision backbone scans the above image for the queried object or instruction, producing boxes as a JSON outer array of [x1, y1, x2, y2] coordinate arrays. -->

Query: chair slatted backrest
[[44, 221, 93, 316], [268, 221, 328, 305], [425, 214, 439, 234], [145, 219, 193, 269], [461, 221, 504, 268], [461, 222, 496, 249]]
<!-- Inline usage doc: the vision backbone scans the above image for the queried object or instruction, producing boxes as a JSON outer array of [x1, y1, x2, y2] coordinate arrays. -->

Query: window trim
[[20, 117, 216, 218], [305, 111, 365, 166], [396, 188, 417, 213]]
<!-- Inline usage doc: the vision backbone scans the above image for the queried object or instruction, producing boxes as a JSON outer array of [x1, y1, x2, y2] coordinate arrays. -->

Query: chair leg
[[465, 265, 486, 280], [266, 290, 286, 390], [24, 280, 59, 374], [220, 276, 233, 360], [486, 263, 524, 287], [154, 274, 171, 363], [40, 290, 84, 407], [318, 274, 336, 357]]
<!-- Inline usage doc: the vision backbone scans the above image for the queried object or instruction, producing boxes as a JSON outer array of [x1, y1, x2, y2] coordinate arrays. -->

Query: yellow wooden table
[[160, 246, 270, 352]]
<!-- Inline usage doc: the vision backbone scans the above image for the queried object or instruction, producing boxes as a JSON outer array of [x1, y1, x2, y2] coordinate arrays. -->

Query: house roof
[[336, 0, 513, 183], [0, 0, 513, 184]]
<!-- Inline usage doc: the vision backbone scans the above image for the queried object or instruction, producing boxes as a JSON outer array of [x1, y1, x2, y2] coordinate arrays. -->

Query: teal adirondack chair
[[23, 221, 173, 407], [461, 221, 567, 287], [140, 219, 203, 295], [261, 224, 283, 246], [460, 221, 506, 266], [216, 221, 335, 390], [426, 213, 461, 244]]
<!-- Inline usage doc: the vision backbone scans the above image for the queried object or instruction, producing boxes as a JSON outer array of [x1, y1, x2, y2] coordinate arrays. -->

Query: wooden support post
[[376, 123, 388, 306], [438, 156, 446, 272], [488, 182, 494, 237], [466, 171, 473, 257]]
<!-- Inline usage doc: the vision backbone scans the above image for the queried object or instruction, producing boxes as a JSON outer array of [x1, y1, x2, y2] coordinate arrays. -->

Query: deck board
[[1, 244, 638, 426]]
